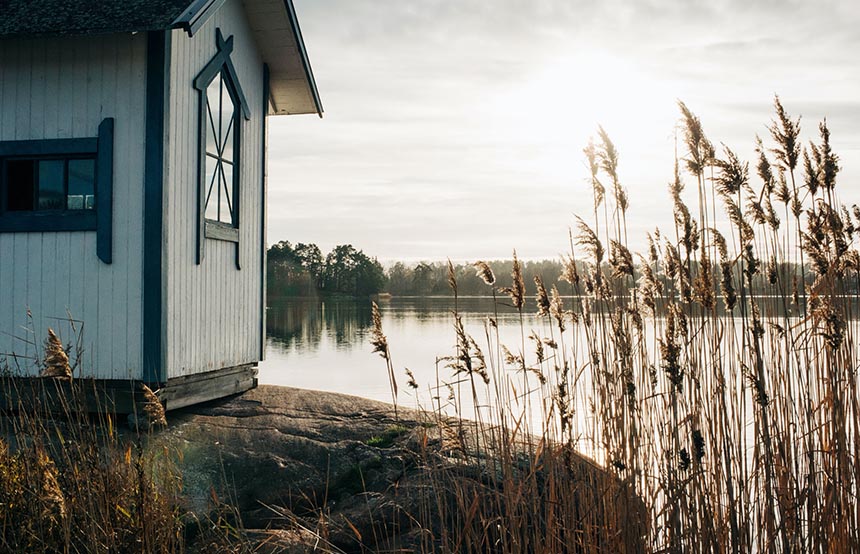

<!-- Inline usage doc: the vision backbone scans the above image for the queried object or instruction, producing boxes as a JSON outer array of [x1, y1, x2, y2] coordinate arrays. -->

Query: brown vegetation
[[375, 97, 860, 552]]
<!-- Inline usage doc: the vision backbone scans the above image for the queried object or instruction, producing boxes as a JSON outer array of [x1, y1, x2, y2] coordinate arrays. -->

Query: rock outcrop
[[156, 385, 645, 552]]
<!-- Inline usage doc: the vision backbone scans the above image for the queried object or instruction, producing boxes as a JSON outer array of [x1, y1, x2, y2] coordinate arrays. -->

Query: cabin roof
[[0, 0, 322, 117], [0, 0, 190, 37]]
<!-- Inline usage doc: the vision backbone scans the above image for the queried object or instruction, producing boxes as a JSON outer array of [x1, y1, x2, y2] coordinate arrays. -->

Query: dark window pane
[[37, 160, 65, 210], [5, 159, 35, 211], [68, 158, 95, 210]]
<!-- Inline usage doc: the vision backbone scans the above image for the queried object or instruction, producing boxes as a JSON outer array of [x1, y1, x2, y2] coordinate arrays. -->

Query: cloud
[[274, 0, 860, 260]]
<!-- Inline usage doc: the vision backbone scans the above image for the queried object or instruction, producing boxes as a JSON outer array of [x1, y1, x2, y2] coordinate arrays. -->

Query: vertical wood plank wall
[[164, 0, 264, 378], [0, 34, 147, 379]]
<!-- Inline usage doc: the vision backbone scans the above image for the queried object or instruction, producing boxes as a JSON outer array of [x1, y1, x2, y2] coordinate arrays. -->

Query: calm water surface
[[260, 296, 553, 409]]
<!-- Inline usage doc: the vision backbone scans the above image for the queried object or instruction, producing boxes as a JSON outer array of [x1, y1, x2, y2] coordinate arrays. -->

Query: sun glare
[[486, 50, 680, 186], [538, 52, 674, 133]]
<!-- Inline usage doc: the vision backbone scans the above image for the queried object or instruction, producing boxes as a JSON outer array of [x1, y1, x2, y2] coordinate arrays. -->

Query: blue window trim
[[193, 30, 250, 120], [194, 28, 245, 270], [96, 118, 114, 264], [0, 118, 114, 265], [0, 137, 97, 156]]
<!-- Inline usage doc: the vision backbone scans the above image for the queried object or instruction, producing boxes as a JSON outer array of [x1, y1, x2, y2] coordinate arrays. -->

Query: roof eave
[[282, 0, 323, 118], [176, 0, 322, 118]]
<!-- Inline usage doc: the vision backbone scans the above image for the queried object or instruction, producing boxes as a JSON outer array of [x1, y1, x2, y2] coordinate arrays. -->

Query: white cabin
[[0, 0, 322, 409]]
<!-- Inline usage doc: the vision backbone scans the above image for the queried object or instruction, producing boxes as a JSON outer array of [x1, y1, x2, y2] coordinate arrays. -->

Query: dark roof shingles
[[0, 0, 193, 38]]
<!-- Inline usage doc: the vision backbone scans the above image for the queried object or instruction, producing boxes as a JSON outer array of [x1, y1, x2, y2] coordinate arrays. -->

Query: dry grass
[[0, 386, 184, 552], [374, 96, 860, 553], [0, 327, 254, 553]]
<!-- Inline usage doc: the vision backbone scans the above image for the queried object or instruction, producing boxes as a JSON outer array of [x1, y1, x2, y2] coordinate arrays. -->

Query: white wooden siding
[[0, 34, 147, 379], [164, 0, 264, 378]]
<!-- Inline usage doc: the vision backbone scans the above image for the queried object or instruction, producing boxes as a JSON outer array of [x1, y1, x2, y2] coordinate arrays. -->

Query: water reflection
[[261, 296, 553, 406], [266, 297, 373, 352], [260, 294, 859, 409]]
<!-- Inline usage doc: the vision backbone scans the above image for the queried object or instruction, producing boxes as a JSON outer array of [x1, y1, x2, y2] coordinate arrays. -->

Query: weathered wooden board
[[163, 0, 265, 380], [0, 33, 147, 380]]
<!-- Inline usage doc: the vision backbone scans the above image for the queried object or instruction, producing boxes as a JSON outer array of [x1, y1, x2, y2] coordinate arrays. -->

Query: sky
[[267, 0, 860, 263]]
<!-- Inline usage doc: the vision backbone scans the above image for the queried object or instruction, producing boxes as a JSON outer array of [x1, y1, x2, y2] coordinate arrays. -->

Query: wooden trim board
[[159, 364, 258, 411], [1, 365, 258, 415]]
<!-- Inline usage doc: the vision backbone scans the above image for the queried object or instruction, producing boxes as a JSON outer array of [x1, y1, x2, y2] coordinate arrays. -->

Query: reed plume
[[499, 250, 526, 310], [366, 97, 860, 554], [371, 301, 398, 417], [472, 261, 495, 286], [534, 275, 550, 316], [41, 328, 71, 380], [139, 383, 167, 427]]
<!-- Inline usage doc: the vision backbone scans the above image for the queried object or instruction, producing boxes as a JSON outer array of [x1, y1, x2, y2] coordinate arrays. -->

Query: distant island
[[266, 240, 835, 300], [266, 241, 570, 299], [267, 241, 386, 298]]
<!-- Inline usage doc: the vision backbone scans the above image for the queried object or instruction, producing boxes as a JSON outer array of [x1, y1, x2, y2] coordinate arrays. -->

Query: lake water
[[260, 296, 555, 412]]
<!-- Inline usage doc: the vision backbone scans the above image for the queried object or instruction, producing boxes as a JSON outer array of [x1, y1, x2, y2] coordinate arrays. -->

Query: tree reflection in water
[[266, 297, 373, 353]]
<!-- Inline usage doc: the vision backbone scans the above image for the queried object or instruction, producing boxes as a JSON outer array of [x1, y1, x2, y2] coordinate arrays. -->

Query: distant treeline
[[268, 240, 847, 300], [386, 259, 567, 296], [266, 241, 570, 298], [267, 241, 385, 297]]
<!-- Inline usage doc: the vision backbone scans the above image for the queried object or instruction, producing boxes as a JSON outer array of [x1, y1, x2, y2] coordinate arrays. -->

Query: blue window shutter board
[[0, 212, 97, 232], [0, 138, 97, 156], [143, 30, 171, 385], [96, 117, 114, 264]]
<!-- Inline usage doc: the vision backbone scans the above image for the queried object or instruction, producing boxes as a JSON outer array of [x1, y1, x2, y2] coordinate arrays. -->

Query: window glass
[[220, 89, 235, 162], [221, 116, 234, 162], [203, 68, 237, 226], [5, 160, 35, 211], [220, 162, 233, 224], [206, 74, 221, 158], [37, 160, 65, 210], [68, 159, 95, 210], [2, 157, 96, 214], [205, 155, 219, 221]]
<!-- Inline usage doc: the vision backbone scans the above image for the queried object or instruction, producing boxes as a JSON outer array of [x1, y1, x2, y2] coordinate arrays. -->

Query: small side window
[[0, 118, 114, 264]]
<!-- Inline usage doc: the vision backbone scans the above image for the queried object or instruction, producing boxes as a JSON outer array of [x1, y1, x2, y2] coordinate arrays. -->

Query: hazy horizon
[[267, 0, 860, 263]]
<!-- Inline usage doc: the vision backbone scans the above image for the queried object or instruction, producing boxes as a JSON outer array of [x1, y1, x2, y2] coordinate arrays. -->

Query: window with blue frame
[[0, 118, 114, 263], [194, 28, 250, 266], [203, 69, 239, 227]]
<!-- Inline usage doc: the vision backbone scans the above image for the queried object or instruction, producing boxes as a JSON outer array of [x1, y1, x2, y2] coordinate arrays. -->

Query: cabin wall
[[0, 34, 147, 379], [163, 0, 265, 378]]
